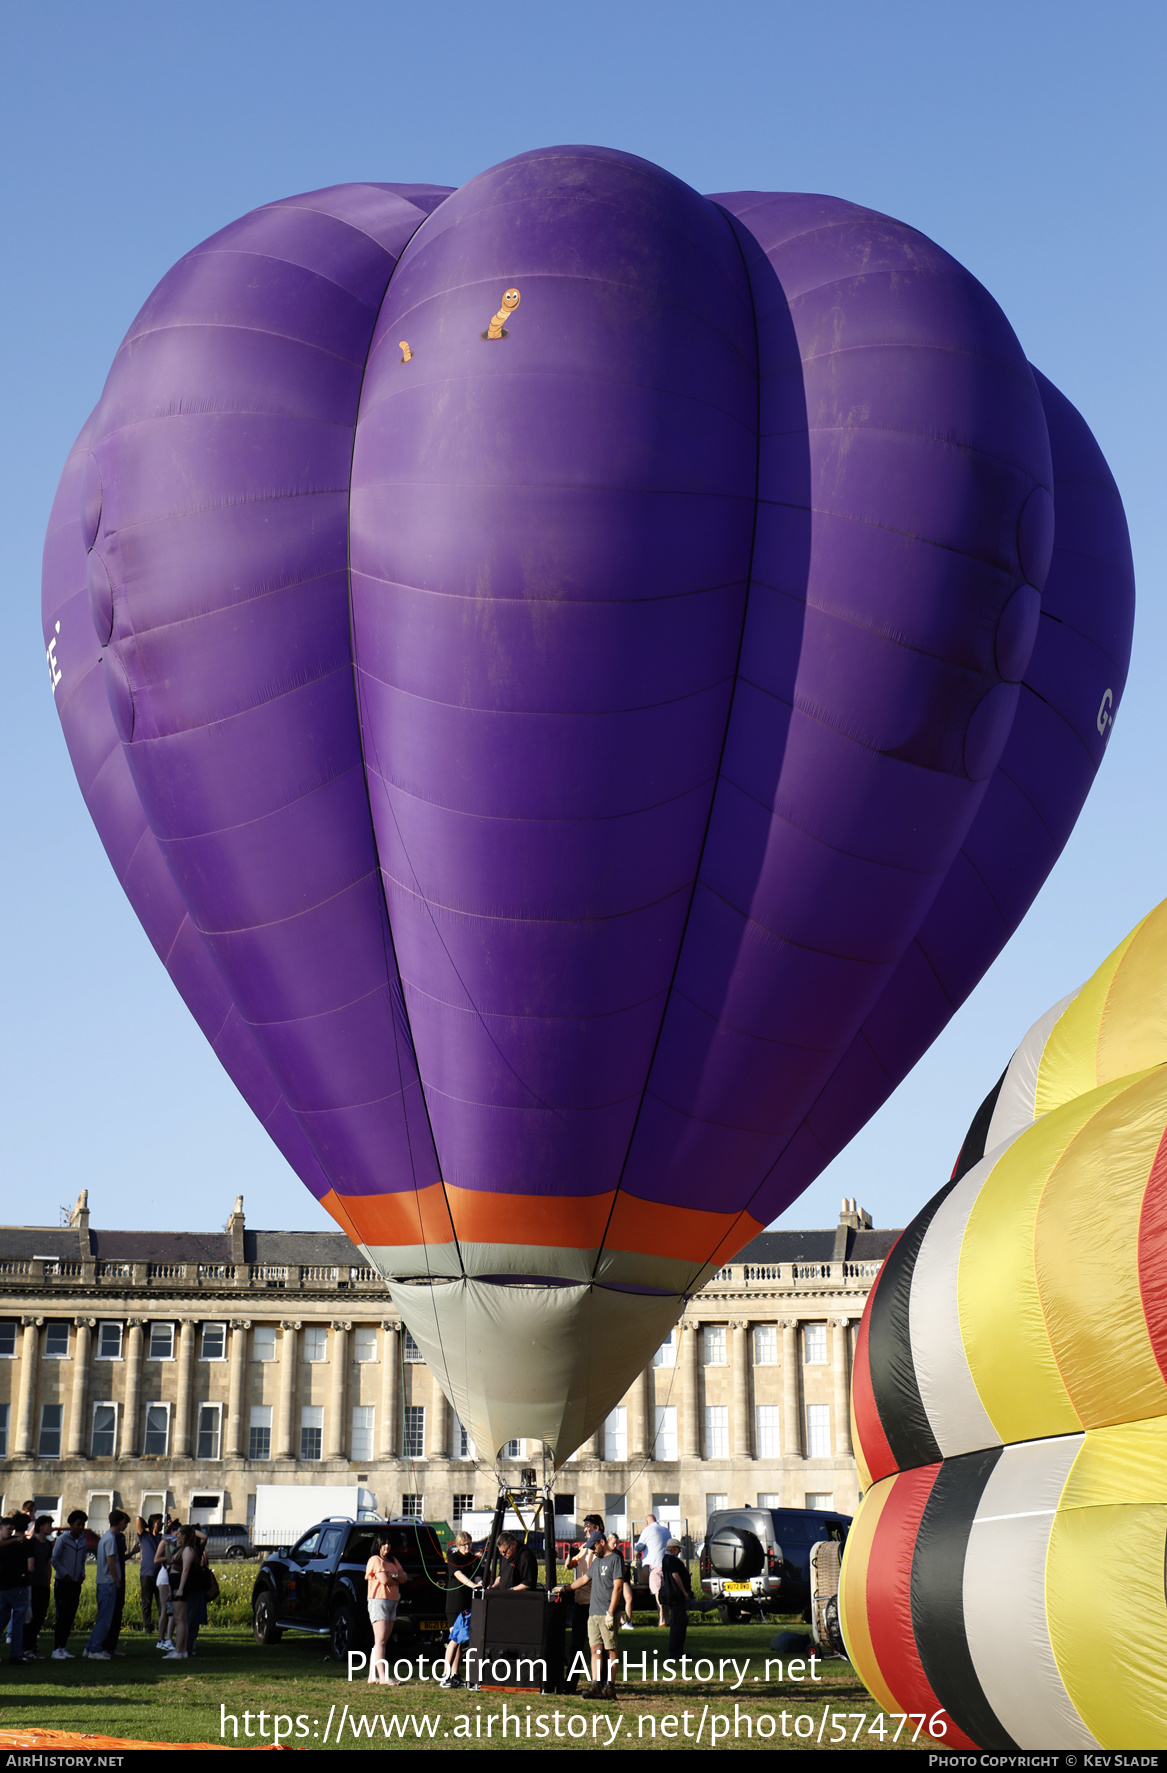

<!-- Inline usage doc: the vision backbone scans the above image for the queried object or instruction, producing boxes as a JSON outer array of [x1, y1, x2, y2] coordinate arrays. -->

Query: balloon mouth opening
[[394, 1272, 679, 1295]]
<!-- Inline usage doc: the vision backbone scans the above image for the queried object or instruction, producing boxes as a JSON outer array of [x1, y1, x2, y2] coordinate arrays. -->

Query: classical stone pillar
[[380, 1324, 399, 1457], [430, 1377, 449, 1460], [325, 1322, 349, 1459], [832, 1318, 852, 1457], [120, 1320, 144, 1457], [275, 1322, 299, 1459], [731, 1320, 752, 1459], [782, 1320, 801, 1459], [67, 1319, 94, 1457], [14, 1319, 39, 1455], [629, 1367, 648, 1460], [225, 1320, 250, 1458], [680, 1322, 700, 1459], [174, 1319, 196, 1456]]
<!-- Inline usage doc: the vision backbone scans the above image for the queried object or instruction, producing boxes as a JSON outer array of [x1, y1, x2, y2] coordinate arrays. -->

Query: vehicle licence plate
[[419, 1620, 446, 1632], [722, 1582, 752, 1593]]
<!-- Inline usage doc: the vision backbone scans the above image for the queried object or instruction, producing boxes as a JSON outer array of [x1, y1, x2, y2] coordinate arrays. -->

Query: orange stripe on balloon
[[327, 1185, 762, 1263], [1138, 1121, 1167, 1383]]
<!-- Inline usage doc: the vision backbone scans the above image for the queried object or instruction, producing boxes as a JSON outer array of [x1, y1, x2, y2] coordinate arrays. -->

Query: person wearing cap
[[659, 1539, 694, 1657]]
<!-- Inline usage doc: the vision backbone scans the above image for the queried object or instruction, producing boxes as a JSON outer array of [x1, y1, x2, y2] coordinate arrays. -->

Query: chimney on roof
[[69, 1189, 90, 1256], [833, 1196, 873, 1260], [227, 1195, 246, 1265]]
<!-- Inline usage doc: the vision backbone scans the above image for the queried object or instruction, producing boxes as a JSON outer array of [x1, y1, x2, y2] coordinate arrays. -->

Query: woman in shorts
[[364, 1532, 407, 1685], [154, 1552, 173, 1648], [439, 1531, 480, 1689]]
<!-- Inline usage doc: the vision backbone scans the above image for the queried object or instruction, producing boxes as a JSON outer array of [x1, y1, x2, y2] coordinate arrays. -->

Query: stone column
[[14, 1319, 40, 1455], [120, 1320, 144, 1457], [430, 1377, 449, 1460], [225, 1320, 250, 1458], [275, 1322, 299, 1459], [325, 1322, 349, 1459], [174, 1319, 196, 1456], [832, 1318, 852, 1457], [67, 1319, 94, 1457], [731, 1320, 752, 1459], [380, 1324, 399, 1457], [680, 1322, 700, 1459], [629, 1367, 647, 1460], [782, 1320, 801, 1459]]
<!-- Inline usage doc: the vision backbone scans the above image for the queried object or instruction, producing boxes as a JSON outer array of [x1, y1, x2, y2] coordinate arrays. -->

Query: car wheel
[[717, 1602, 743, 1625], [226, 1546, 245, 1561], [329, 1599, 359, 1663], [253, 1588, 283, 1645]]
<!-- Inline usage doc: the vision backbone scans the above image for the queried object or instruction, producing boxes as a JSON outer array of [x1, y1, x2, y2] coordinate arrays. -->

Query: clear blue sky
[[3, 0, 1163, 1236]]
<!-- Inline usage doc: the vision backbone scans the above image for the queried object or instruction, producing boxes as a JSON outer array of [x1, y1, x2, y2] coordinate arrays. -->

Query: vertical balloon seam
[[585, 196, 765, 1290], [864, 1180, 957, 1469], [950, 1069, 1007, 1180], [339, 190, 467, 1326]]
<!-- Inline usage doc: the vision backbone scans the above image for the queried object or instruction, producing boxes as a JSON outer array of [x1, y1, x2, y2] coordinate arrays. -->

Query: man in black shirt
[[0, 1516, 34, 1664], [492, 1533, 540, 1590]]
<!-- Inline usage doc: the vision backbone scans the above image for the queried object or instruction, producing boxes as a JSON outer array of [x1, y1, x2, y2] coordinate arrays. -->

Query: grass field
[[4, 1571, 936, 1753]]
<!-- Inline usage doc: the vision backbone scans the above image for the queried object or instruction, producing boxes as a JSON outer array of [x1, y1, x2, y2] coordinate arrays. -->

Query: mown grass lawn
[[4, 1572, 933, 1753]]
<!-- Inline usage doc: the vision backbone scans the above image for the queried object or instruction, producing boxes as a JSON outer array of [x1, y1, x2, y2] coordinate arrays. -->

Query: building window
[[401, 1494, 423, 1517], [200, 1323, 227, 1362], [452, 1494, 474, 1523], [653, 1405, 678, 1462], [196, 1404, 222, 1461], [303, 1326, 327, 1363], [452, 1416, 475, 1460], [252, 1325, 277, 1361], [806, 1405, 831, 1458], [353, 1327, 377, 1363], [147, 1322, 174, 1361], [653, 1329, 676, 1368], [754, 1325, 777, 1365], [96, 1323, 123, 1361], [757, 1492, 781, 1509], [402, 1329, 423, 1363], [705, 1493, 727, 1518], [0, 1322, 16, 1358], [44, 1323, 70, 1359], [703, 1325, 726, 1366], [351, 1406, 374, 1462], [0, 1403, 8, 1456], [92, 1402, 118, 1457], [605, 1493, 628, 1533], [804, 1323, 828, 1365], [300, 1406, 324, 1461], [404, 1406, 425, 1460], [249, 1405, 272, 1461], [602, 1408, 626, 1464], [805, 1492, 834, 1511], [500, 1438, 521, 1461], [755, 1406, 781, 1458], [38, 1404, 64, 1459], [144, 1403, 170, 1457], [703, 1405, 728, 1459]]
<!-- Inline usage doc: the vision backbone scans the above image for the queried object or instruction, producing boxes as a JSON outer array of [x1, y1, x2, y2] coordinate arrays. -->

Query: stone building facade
[[0, 1195, 895, 1538]]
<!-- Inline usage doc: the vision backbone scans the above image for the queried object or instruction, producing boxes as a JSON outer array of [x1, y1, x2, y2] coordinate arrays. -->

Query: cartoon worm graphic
[[485, 287, 520, 340], [399, 340, 413, 363]]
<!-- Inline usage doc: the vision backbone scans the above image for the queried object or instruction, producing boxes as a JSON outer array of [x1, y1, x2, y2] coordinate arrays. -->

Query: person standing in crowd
[[136, 1514, 164, 1638], [154, 1548, 173, 1649], [560, 1529, 623, 1699], [0, 1516, 34, 1666], [635, 1513, 671, 1630], [438, 1530, 480, 1690], [165, 1525, 202, 1660], [659, 1539, 694, 1657], [364, 1532, 407, 1685], [24, 1517, 54, 1660], [50, 1511, 88, 1660], [106, 1515, 129, 1656], [84, 1511, 128, 1661], [185, 1531, 211, 1657], [562, 1524, 599, 1693], [491, 1533, 539, 1590]]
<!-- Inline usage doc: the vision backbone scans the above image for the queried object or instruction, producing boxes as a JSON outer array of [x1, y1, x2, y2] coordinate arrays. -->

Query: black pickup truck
[[251, 1518, 449, 1661]]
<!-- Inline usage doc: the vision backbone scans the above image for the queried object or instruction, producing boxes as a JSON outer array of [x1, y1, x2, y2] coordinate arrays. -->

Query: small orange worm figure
[[399, 340, 413, 362], [484, 287, 520, 339]]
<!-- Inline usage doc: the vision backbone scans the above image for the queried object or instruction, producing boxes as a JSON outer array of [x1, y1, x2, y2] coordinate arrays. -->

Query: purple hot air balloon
[[42, 148, 1134, 1463]]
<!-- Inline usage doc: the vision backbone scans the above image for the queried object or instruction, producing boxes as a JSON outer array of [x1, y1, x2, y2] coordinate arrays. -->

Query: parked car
[[251, 1518, 448, 1661], [699, 1506, 851, 1621], [203, 1522, 252, 1561]]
